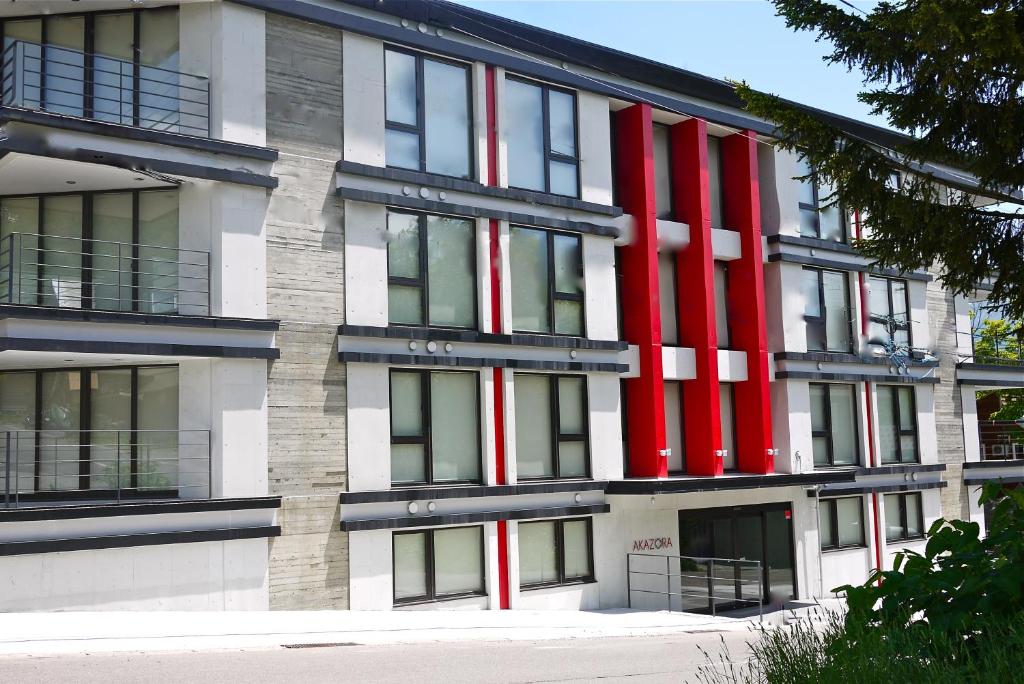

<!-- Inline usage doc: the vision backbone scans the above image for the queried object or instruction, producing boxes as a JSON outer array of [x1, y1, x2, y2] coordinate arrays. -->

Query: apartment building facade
[[0, 0, 1019, 612]]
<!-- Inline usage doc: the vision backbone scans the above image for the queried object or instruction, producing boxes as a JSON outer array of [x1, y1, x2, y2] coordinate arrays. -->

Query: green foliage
[[736, 0, 1024, 320], [972, 317, 1024, 419]]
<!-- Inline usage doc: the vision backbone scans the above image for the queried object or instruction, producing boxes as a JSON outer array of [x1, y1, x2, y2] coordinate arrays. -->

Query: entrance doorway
[[678, 503, 796, 612]]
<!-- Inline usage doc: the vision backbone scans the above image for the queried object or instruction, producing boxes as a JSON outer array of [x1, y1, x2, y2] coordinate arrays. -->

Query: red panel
[[671, 118, 723, 476], [497, 519, 510, 609], [614, 104, 667, 478], [721, 131, 773, 474]]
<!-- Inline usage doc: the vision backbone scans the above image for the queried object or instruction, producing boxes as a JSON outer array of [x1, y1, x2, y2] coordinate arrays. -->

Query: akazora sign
[[631, 537, 673, 552]]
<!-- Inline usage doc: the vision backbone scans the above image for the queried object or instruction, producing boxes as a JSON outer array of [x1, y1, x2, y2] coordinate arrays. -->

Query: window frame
[[383, 45, 475, 180], [803, 267, 853, 353], [819, 496, 866, 551], [878, 385, 919, 465], [505, 75, 581, 198], [515, 372, 591, 481], [518, 517, 595, 590], [797, 165, 848, 243], [713, 260, 731, 348], [884, 492, 925, 543], [388, 368, 482, 487], [652, 122, 675, 220], [385, 209, 479, 331], [510, 226, 586, 337], [868, 276, 912, 348], [810, 382, 861, 468], [392, 526, 487, 605]]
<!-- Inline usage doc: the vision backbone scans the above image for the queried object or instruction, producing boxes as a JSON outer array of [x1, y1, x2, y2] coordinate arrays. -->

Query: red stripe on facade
[[672, 118, 723, 476], [721, 131, 773, 473], [615, 103, 668, 478]]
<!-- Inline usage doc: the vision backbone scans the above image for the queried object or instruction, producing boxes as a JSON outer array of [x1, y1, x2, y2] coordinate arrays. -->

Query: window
[[518, 518, 593, 589], [877, 385, 918, 464], [868, 276, 911, 348], [658, 251, 678, 345], [653, 123, 674, 219], [819, 496, 866, 550], [514, 374, 589, 479], [0, 365, 178, 496], [510, 226, 584, 336], [386, 210, 477, 329], [384, 48, 472, 179], [663, 381, 685, 473], [393, 526, 485, 604], [390, 370, 481, 485], [803, 268, 852, 353], [719, 384, 737, 470], [0, 190, 182, 313], [505, 77, 579, 197], [810, 383, 859, 467], [707, 136, 725, 229], [714, 261, 731, 347], [796, 157, 846, 242], [884, 492, 924, 542]]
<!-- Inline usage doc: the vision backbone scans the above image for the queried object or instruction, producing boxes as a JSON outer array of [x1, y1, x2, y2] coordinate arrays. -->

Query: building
[[0, 0, 1019, 612]]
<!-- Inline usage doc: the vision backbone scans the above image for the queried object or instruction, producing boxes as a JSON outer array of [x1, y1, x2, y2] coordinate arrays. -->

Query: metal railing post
[[758, 561, 764, 622], [4, 431, 10, 508], [626, 554, 632, 609], [709, 559, 716, 616], [665, 554, 671, 612]]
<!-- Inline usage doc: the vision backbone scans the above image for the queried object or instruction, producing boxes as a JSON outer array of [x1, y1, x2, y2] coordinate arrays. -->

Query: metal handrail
[[1, 40, 210, 137], [1, 428, 212, 508], [978, 420, 1024, 461], [626, 552, 764, 621]]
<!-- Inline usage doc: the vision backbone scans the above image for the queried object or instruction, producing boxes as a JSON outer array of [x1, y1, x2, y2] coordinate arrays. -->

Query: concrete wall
[[264, 14, 349, 609]]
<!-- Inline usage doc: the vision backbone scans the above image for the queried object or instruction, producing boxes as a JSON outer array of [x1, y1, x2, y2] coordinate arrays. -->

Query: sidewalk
[[0, 609, 757, 656]]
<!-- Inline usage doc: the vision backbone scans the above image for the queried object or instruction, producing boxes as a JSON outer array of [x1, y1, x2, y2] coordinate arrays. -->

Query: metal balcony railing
[[626, 553, 764, 619], [979, 420, 1024, 461], [1, 40, 210, 137], [1, 429, 211, 508], [970, 330, 1024, 366], [0, 232, 210, 316]]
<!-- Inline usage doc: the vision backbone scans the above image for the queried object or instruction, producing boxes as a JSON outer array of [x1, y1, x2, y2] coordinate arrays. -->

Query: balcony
[[979, 420, 1024, 461], [1, 40, 210, 138], [1, 429, 211, 508], [0, 232, 210, 317]]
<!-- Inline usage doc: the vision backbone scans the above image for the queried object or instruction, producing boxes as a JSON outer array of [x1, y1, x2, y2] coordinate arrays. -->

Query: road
[[0, 631, 756, 683]]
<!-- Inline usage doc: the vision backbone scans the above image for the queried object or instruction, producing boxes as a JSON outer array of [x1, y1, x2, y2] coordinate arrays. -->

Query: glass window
[[387, 211, 476, 329], [884, 492, 924, 542], [868, 277, 912, 348], [809, 383, 859, 467], [389, 370, 481, 486], [663, 381, 685, 473], [0, 372, 36, 496], [877, 385, 919, 464], [514, 374, 589, 480], [707, 136, 724, 229], [519, 518, 593, 589], [796, 157, 847, 243], [384, 49, 472, 179], [653, 124, 673, 219], [714, 261, 730, 347], [505, 77, 579, 197], [658, 252, 678, 345], [819, 496, 865, 550], [803, 268, 852, 353], [510, 227, 584, 336], [393, 527, 484, 604], [719, 384, 736, 470]]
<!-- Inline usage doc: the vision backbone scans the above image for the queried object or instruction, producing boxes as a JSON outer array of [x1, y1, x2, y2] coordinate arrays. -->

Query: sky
[[450, 0, 889, 129]]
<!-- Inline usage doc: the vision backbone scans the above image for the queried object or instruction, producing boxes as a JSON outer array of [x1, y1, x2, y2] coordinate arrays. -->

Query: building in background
[[0, 0, 1018, 612]]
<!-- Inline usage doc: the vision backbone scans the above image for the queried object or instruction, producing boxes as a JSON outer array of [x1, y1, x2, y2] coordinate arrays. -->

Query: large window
[[819, 496, 866, 550], [663, 381, 685, 474], [514, 374, 588, 480], [510, 226, 584, 336], [877, 385, 918, 464], [386, 210, 477, 329], [393, 526, 485, 604], [803, 267, 852, 353], [714, 261, 731, 347], [0, 366, 178, 496], [707, 136, 725, 229], [810, 383, 859, 467], [868, 276, 911, 348], [653, 123, 674, 219], [0, 190, 182, 313], [518, 518, 593, 589], [719, 384, 737, 470], [884, 492, 924, 542], [505, 78, 579, 197], [796, 157, 846, 242], [384, 48, 472, 179], [390, 370, 480, 485], [658, 251, 678, 345]]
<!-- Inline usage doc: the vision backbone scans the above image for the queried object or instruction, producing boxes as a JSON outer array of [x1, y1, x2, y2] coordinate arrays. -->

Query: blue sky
[[450, 0, 888, 128]]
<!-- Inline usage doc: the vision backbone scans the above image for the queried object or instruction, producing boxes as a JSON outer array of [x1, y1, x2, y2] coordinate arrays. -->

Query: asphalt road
[[0, 631, 756, 684]]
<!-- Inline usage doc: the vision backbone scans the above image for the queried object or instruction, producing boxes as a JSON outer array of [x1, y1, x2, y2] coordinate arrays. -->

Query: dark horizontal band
[[813, 480, 947, 497], [336, 161, 622, 217], [857, 463, 946, 476], [0, 525, 281, 556], [339, 504, 609, 531], [0, 336, 280, 360], [774, 351, 938, 368], [774, 370, 940, 384], [957, 362, 1024, 372], [340, 480, 607, 504], [766, 252, 932, 282], [0, 304, 281, 331], [339, 351, 625, 372], [962, 459, 1024, 471], [0, 496, 283, 522], [766, 234, 859, 255], [337, 187, 619, 238], [956, 377, 1024, 387], [607, 470, 855, 495], [339, 324, 627, 351]]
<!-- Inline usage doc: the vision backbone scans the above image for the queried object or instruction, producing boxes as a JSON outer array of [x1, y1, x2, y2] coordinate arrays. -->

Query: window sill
[[520, 577, 596, 593], [393, 591, 488, 607], [887, 535, 925, 544], [821, 544, 867, 554]]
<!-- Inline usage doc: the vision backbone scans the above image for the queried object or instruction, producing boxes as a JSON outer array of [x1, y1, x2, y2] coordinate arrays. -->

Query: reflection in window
[[810, 383, 859, 467], [803, 267, 852, 352], [505, 78, 579, 197], [819, 496, 865, 550], [393, 527, 485, 604], [514, 374, 588, 480], [519, 518, 593, 588], [510, 227, 583, 336], [884, 492, 924, 542], [877, 385, 918, 464], [796, 157, 846, 242]]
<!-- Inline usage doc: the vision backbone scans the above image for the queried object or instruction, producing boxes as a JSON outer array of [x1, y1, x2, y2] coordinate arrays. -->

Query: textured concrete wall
[[927, 278, 969, 521], [265, 14, 349, 609]]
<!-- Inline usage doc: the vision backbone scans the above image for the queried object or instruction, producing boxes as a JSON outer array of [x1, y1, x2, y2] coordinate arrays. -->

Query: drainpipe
[[814, 485, 825, 598]]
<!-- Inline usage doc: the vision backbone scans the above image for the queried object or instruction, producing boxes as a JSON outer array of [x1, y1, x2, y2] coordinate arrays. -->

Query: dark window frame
[[510, 225, 586, 337], [810, 382, 861, 469], [720, 382, 738, 472], [878, 385, 919, 465], [868, 276, 912, 348], [383, 45, 475, 181], [519, 517, 595, 590], [652, 122, 675, 220], [819, 496, 866, 551], [388, 368, 483, 487], [885, 492, 925, 542], [803, 266, 853, 353], [505, 75, 581, 198], [797, 165, 848, 243], [516, 372, 591, 481], [385, 208, 479, 331], [713, 260, 731, 349], [392, 526, 487, 605]]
